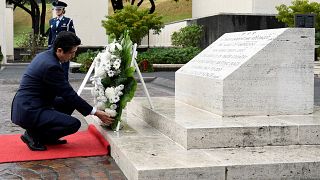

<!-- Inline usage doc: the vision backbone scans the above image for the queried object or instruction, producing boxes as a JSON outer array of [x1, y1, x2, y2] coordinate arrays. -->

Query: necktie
[[56, 19, 60, 27]]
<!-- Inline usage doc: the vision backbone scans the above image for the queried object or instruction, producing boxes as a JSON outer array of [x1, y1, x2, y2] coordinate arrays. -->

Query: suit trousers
[[27, 97, 81, 142]]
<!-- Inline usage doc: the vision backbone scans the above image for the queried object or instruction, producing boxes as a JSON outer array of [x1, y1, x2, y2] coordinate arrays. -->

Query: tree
[[102, 5, 164, 44], [7, 0, 47, 36], [7, 0, 48, 58], [111, 0, 155, 14], [276, 0, 320, 43], [110, 0, 189, 14]]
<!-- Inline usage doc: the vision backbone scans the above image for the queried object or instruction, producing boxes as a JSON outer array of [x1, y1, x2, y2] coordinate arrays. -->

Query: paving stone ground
[[0, 66, 175, 180], [1, 65, 319, 180]]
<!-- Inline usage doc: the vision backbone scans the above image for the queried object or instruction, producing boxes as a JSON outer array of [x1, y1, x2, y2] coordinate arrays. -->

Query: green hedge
[[75, 50, 99, 73], [137, 47, 201, 64]]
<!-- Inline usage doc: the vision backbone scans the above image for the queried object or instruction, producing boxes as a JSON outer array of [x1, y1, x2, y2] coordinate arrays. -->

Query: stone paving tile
[[0, 156, 125, 180], [0, 72, 174, 180]]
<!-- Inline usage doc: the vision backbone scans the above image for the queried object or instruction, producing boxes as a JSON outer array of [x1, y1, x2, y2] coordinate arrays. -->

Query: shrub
[[75, 50, 99, 73], [16, 32, 48, 60], [171, 24, 203, 48], [137, 47, 201, 64], [102, 5, 164, 44]]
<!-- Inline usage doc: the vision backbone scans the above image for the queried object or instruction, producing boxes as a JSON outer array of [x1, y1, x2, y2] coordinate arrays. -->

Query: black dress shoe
[[20, 132, 47, 151], [43, 139, 67, 145]]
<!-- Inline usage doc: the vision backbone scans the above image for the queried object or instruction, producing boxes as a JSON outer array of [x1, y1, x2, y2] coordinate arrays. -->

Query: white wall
[[192, 0, 253, 18], [0, 1, 5, 63], [140, 21, 188, 47], [0, 2, 14, 63], [5, 7, 13, 60], [54, 0, 108, 46], [193, 0, 320, 18]]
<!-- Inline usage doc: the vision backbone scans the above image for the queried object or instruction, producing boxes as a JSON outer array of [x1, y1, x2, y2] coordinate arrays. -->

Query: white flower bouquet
[[91, 32, 137, 130]]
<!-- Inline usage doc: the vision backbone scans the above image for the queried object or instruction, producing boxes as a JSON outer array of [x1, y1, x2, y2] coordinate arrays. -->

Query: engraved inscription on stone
[[180, 29, 286, 79]]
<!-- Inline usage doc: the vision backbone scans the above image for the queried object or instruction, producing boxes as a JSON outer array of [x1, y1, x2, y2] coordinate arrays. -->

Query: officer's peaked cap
[[52, 1, 68, 8]]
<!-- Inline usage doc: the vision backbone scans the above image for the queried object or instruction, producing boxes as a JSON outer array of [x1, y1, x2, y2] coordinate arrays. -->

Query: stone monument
[[176, 28, 314, 116], [86, 28, 320, 180]]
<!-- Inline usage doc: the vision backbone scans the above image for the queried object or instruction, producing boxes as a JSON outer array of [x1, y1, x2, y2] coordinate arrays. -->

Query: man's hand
[[94, 110, 114, 126]]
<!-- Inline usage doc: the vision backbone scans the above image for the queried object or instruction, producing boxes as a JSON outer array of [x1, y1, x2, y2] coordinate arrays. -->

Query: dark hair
[[52, 31, 81, 52]]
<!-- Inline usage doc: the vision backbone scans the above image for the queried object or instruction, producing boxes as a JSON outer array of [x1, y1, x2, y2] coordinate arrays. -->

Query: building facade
[[192, 0, 320, 18], [0, 1, 14, 63], [54, 0, 108, 46]]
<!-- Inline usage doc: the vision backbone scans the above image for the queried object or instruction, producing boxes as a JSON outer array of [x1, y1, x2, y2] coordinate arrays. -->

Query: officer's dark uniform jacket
[[11, 49, 92, 129], [48, 16, 75, 47]]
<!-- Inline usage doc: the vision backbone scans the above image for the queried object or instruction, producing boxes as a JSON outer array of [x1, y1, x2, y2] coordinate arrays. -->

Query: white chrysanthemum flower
[[118, 84, 124, 90], [103, 64, 111, 72], [109, 97, 116, 103], [110, 104, 117, 110], [97, 95, 108, 103], [98, 88, 105, 97], [109, 41, 123, 53], [105, 87, 116, 99], [114, 96, 120, 103], [94, 67, 106, 78], [91, 87, 99, 97], [100, 51, 111, 64], [96, 101, 105, 110], [111, 55, 117, 60], [113, 60, 121, 70], [107, 70, 115, 77], [117, 91, 123, 97], [115, 43, 122, 51], [115, 85, 124, 92], [109, 44, 116, 53], [104, 108, 117, 117]]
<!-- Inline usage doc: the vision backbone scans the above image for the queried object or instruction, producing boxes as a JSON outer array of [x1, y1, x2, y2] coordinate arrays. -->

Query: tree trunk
[[149, 0, 155, 14], [40, 0, 46, 36], [136, 0, 155, 14], [110, 0, 124, 12], [30, 0, 40, 35]]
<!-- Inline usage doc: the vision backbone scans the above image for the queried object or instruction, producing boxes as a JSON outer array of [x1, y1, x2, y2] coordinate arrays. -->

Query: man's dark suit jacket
[[11, 49, 92, 129]]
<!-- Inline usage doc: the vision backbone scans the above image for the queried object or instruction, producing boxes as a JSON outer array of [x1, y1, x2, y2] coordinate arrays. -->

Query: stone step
[[127, 97, 320, 149], [85, 114, 320, 180]]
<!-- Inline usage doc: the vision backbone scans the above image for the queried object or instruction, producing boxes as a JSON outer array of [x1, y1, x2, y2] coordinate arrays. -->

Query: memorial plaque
[[180, 29, 286, 79], [295, 14, 315, 28]]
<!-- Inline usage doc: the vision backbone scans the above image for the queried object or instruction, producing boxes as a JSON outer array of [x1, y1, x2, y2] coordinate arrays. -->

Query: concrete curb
[[152, 64, 184, 71]]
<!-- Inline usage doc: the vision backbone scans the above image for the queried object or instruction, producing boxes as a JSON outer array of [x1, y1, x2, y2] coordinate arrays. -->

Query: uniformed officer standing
[[48, 1, 75, 80]]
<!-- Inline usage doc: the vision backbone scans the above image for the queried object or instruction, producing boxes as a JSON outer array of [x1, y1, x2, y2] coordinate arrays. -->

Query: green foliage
[[171, 24, 203, 47], [276, 0, 320, 29], [137, 47, 201, 64], [316, 31, 320, 44], [276, 0, 320, 44], [16, 32, 47, 48], [102, 5, 164, 44], [75, 50, 99, 73], [16, 32, 48, 60]]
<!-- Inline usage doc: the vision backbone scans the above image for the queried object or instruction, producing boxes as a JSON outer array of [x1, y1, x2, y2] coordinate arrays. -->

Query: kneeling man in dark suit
[[11, 31, 113, 151]]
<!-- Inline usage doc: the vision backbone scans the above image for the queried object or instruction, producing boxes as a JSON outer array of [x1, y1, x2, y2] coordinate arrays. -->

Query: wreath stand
[[77, 43, 154, 131]]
